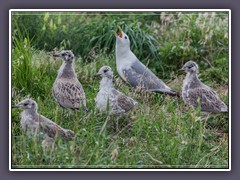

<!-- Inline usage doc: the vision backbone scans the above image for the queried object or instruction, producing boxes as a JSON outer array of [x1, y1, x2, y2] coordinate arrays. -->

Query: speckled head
[[53, 50, 74, 63], [181, 61, 199, 74], [95, 66, 114, 79], [12, 99, 38, 111]]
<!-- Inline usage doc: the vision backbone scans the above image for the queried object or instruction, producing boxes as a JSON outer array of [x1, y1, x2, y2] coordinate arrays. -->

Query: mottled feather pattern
[[111, 89, 136, 114], [16, 99, 75, 142], [182, 61, 228, 113], [185, 87, 227, 113], [95, 87, 136, 116], [53, 78, 86, 109], [95, 66, 137, 116], [95, 88, 136, 115], [24, 114, 75, 140], [52, 50, 87, 113]]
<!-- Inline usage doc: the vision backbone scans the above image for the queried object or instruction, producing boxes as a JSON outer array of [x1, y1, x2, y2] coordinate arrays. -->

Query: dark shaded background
[[0, 0, 238, 179]]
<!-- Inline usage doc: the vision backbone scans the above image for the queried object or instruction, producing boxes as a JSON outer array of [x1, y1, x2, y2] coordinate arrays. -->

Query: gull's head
[[53, 50, 74, 64], [12, 99, 38, 111], [112, 26, 130, 49], [180, 60, 199, 74], [95, 66, 114, 79]]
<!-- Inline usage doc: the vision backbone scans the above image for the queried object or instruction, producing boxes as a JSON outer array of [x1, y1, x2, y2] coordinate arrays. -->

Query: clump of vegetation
[[12, 12, 160, 63], [12, 12, 228, 81], [157, 12, 228, 81], [11, 11, 229, 169]]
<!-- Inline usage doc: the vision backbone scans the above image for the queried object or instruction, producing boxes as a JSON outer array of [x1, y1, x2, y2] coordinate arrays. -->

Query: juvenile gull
[[181, 61, 228, 113], [95, 66, 137, 129], [53, 50, 87, 120], [12, 99, 75, 145], [113, 27, 178, 96]]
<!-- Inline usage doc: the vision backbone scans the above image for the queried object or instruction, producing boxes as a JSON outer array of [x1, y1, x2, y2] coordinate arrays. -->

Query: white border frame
[[9, 9, 231, 171]]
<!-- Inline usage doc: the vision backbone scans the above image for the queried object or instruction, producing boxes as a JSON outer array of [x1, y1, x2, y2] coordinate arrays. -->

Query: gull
[[113, 26, 178, 96], [53, 50, 87, 120], [12, 99, 75, 147], [94, 66, 137, 129], [181, 60, 228, 113]]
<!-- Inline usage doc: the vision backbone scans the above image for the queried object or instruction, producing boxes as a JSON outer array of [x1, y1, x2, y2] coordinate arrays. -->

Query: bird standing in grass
[[95, 66, 137, 130], [53, 50, 87, 120], [181, 60, 228, 113], [113, 26, 178, 96], [12, 99, 75, 148]]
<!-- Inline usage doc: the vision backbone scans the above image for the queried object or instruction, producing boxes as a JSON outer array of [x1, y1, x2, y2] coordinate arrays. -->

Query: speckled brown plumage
[[181, 61, 228, 113], [12, 99, 75, 144], [52, 50, 86, 118], [95, 66, 137, 116]]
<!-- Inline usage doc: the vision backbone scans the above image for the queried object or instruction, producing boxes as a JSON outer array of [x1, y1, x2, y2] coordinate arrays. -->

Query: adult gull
[[113, 27, 178, 96]]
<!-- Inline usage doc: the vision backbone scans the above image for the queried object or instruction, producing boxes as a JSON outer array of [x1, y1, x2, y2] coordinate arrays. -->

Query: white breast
[[116, 50, 137, 82], [117, 65, 127, 81], [182, 74, 191, 103], [95, 88, 112, 112], [21, 112, 39, 137]]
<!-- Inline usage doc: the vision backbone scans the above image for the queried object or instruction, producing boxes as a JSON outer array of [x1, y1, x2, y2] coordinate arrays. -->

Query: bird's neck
[[100, 77, 114, 89], [22, 108, 38, 118], [116, 46, 136, 65], [57, 62, 76, 79], [185, 72, 201, 87]]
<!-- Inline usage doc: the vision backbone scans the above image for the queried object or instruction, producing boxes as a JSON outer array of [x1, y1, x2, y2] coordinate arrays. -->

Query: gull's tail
[[150, 89, 180, 97]]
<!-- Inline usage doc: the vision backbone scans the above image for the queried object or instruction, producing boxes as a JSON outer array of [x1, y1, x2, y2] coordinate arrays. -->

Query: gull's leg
[[116, 117, 120, 131], [61, 108, 65, 121], [74, 109, 77, 120]]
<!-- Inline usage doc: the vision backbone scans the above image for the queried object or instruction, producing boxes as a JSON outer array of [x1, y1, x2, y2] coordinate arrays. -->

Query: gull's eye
[[103, 69, 108, 73], [68, 54, 71, 58], [23, 103, 28, 106], [125, 36, 127, 39]]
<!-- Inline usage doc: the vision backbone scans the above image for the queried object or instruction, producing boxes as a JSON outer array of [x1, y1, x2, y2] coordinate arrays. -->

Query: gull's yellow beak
[[118, 26, 123, 38], [112, 26, 123, 38]]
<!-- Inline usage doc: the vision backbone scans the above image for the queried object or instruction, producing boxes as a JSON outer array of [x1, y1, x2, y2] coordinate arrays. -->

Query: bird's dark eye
[[24, 103, 28, 106], [62, 53, 66, 56], [103, 69, 108, 73], [125, 36, 127, 39], [190, 64, 195, 68], [68, 54, 71, 57]]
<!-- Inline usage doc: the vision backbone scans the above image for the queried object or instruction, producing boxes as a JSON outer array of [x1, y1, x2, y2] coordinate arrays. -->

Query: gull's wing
[[122, 60, 177, 95], [53, 79, 86, 109], [38, 115, 75, 140], [188, 87, 228, 113], [111, 89, 136, 114]]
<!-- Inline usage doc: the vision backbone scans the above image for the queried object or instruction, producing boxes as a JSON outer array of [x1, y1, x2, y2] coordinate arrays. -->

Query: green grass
[[11, 51, 228, 169], [11, 12, 229, 169], [12, 12, 229, 80]]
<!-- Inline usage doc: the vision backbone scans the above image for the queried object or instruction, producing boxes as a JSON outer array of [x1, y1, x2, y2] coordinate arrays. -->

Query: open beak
[[112, 26, 123, 38]]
